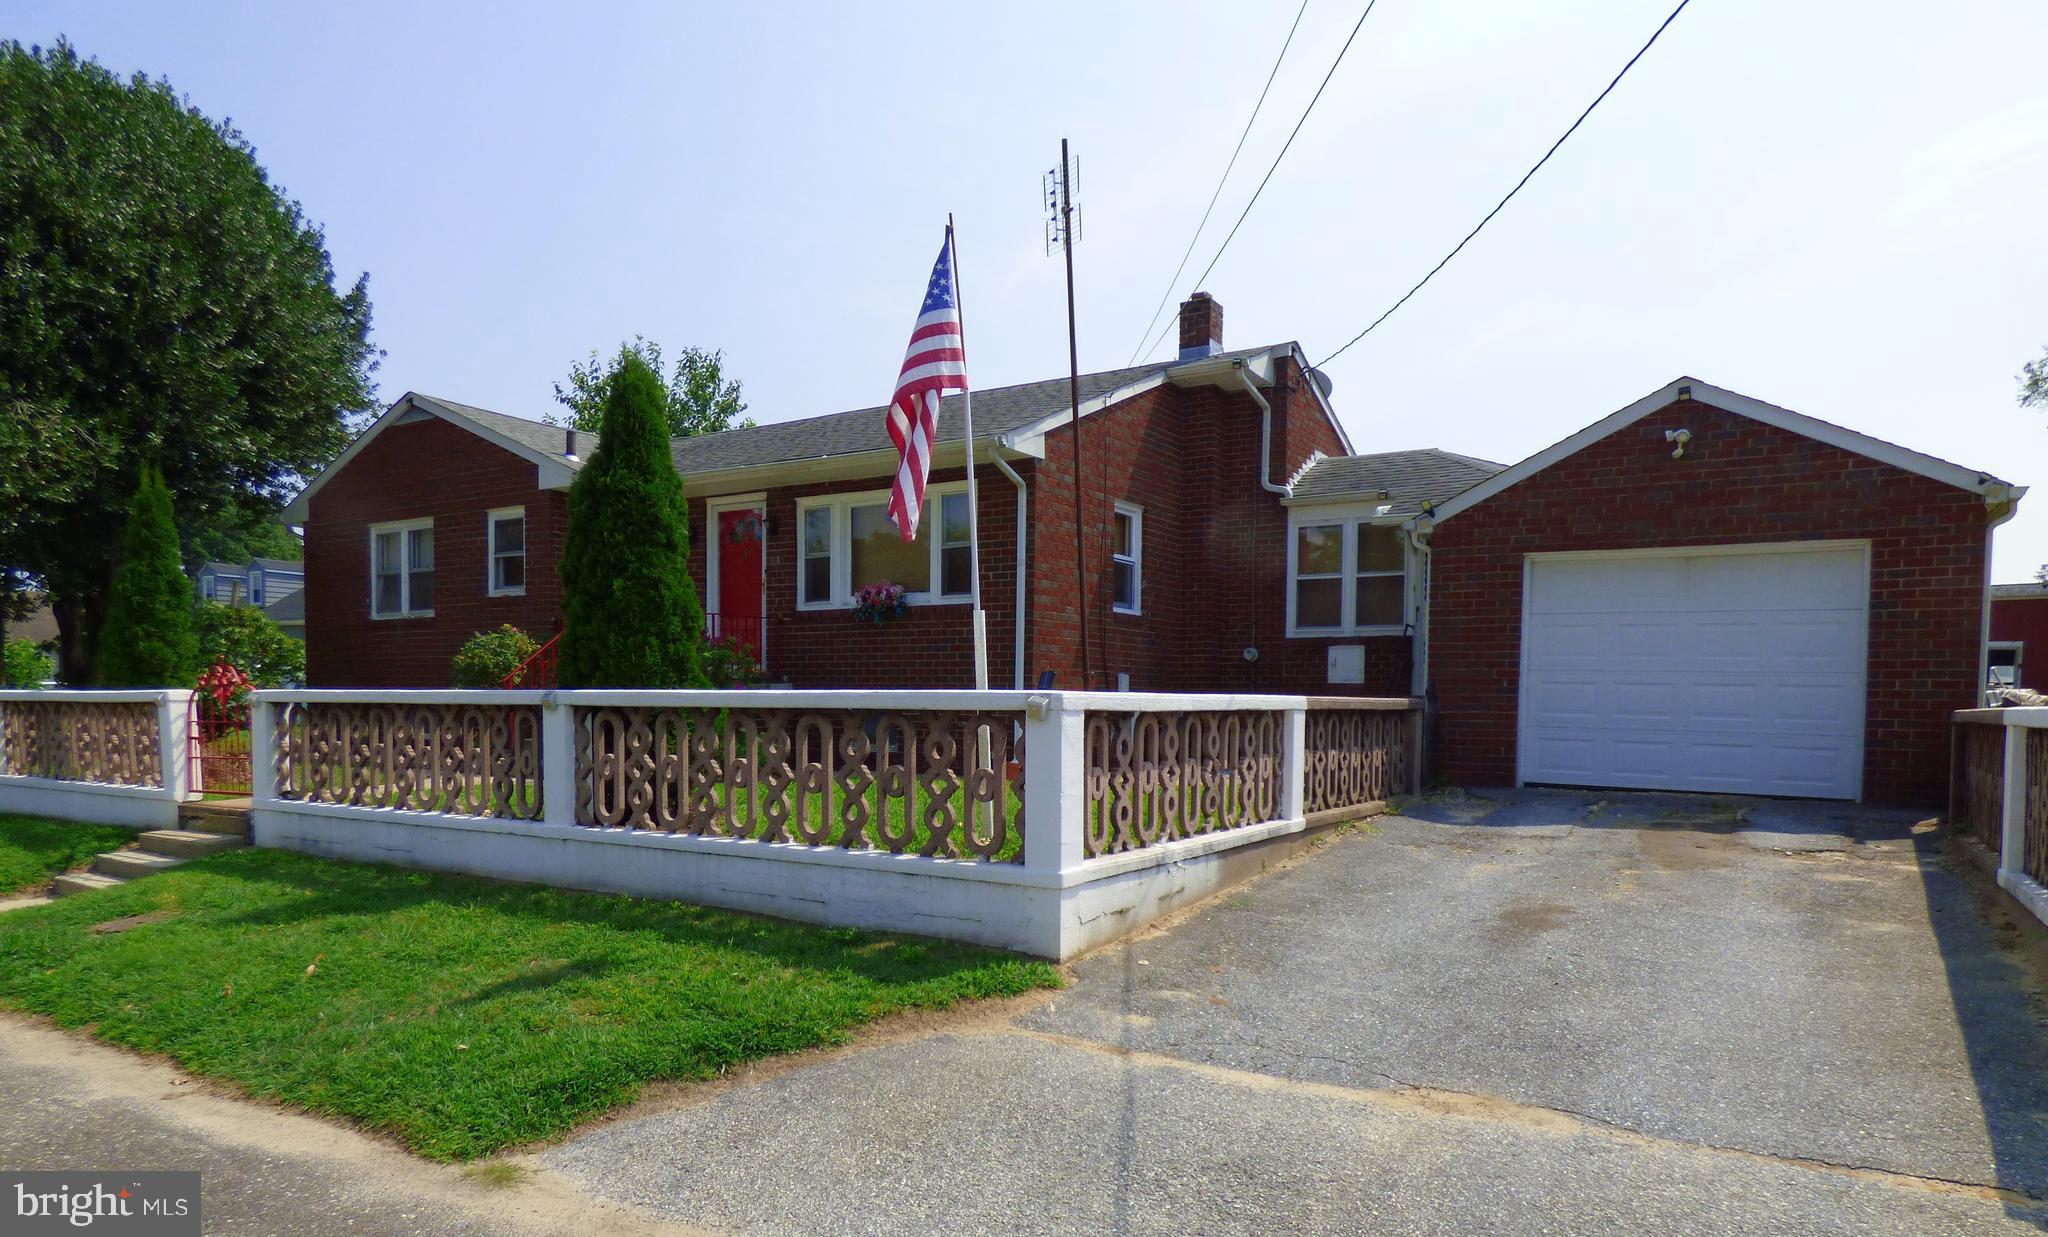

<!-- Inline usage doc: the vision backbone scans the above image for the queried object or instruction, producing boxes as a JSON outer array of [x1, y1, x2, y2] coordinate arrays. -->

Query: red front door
[[715, 508, 765, 663]]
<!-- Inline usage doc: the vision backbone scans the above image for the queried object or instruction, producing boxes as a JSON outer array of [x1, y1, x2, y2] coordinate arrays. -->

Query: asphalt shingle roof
[[1993, 583, 2048, 600], [1288, 448, 1505, 513], [413, 345, 1282, 479]]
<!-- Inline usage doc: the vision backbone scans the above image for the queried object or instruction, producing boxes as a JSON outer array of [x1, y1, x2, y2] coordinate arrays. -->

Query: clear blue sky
[[15, 1, 2048, 577]]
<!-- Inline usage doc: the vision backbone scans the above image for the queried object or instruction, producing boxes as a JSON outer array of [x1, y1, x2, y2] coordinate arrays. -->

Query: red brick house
[[1989, 582, 2048, 690], [289, 294, 1450, 696], [286, 297, 2018, 806]]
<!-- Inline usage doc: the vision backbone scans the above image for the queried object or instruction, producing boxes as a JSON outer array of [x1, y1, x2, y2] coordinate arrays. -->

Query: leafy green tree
[[450, 624, 540, 688], [194, 602, 304, 686], [2023, 347, 2048, 412], [0, 41, 378, 683], [3, 639, 52, 688], [549, 337, 751, 440], [558, 351, 708, 688], [188, 501, 303, 568], [97, 469, 198, 687]]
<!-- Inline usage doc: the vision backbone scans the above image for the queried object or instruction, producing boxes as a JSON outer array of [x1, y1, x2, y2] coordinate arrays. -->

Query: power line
[[1317, 0, 1692, 368], [1137, 0, 1383, 365], [1124, 0, 1311, 368]]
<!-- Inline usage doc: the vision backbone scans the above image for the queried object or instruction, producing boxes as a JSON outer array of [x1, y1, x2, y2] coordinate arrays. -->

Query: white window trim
[[1285, 511, 1412, 638], [1112, 501, 1143, 616], [486, 506, 527, 597], [369, 517, 435, 620], [794, 483, 973, 611]]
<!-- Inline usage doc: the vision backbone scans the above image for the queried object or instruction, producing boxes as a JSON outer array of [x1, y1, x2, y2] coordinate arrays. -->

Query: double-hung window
[[370, 519, 435, 618], [1289, 518, 1408, 635], [487, 508, 526, 596], [796, 485, 974, 609], [250, 570, 265, 606], [1112, 503, 1142, 615]]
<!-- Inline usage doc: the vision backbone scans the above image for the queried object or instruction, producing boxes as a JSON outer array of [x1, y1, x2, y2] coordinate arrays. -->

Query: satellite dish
[[1308, 367, 1334, 399]]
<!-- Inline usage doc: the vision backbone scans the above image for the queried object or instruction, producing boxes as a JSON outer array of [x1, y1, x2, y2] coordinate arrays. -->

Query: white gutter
[[1236, 362, 1290, 496], [992, 439, 1030, 690]]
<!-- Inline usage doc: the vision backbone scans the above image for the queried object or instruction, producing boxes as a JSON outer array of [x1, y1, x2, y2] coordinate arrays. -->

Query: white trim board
[[1430, 377, 2018, 525]]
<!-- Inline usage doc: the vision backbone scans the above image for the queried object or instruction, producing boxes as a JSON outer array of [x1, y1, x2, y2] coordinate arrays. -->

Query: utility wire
[[1124, 0, 1311, 368], [1318, 0, 1692, 368], [1136, 0, 1383, 365]]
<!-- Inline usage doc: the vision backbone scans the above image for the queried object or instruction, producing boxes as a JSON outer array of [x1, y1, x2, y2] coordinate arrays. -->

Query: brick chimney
[[1178, 292, 1223, 360]]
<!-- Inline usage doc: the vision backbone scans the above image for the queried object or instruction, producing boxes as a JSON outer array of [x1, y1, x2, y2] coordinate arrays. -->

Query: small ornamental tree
[[3, 639, 51, 688], [451, 624, 540, 688], [558, 351, 708, 688], [97, 468, 198, 686]]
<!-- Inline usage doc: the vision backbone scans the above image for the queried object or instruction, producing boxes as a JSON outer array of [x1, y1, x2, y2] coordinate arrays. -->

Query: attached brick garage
[[1423, 378, 2021, 807]]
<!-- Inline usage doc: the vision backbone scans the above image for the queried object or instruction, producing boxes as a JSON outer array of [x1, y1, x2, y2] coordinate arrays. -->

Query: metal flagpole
[[949, 215, 990, 692]]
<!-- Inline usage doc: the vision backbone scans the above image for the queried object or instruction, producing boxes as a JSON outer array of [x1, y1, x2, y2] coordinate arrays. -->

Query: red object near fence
[[191, 660, 254, 796], [502, 634, 561, 689]]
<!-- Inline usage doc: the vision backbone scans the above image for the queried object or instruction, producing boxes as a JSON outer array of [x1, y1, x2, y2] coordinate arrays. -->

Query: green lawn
[[0, 844, 1058, 1160], [0, 815, 135, 893]]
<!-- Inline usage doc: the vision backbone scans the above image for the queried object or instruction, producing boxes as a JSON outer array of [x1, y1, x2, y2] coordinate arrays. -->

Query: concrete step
[[53, 871, 125, 897], [138, 830, 247, 860], [178, 800, 252, 837], [94, 849, 186, 880]]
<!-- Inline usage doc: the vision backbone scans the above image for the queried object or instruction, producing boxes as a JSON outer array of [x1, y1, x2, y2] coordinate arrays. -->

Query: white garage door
[[1519, 544, 1867, 799]]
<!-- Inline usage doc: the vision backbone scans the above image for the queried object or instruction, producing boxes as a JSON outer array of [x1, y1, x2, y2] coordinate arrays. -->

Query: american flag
[[885, 230, 969, 541]]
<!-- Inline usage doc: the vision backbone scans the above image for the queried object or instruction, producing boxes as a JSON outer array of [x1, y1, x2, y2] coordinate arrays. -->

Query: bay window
[[1288, 518, 1408, 635], [796, 485, 974, 609], [370, 518, 435, 618]]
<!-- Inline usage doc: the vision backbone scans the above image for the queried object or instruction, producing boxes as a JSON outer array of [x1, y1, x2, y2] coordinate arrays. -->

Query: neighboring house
[[262, 588, 306, 639], [194, 558, 304, 610], [1989, 582, 2048, 690], [194, 562, 246, 605], [283, 294, 2019, 807]]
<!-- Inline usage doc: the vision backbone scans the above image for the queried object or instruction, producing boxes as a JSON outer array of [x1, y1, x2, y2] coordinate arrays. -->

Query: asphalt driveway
[[546, 790, 2048, 1235]]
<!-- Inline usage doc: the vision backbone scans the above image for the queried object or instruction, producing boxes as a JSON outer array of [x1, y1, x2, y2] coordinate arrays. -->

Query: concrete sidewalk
[[544, 791, 2048, 1235]]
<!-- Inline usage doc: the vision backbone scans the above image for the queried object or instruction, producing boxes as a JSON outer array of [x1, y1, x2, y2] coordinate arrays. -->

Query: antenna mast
[[1045, 140, 1094, 689]]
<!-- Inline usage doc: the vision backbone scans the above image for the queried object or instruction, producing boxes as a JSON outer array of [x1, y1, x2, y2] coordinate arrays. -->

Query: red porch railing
[[502, 634, 561, 689], [500, 616, 771, 690]]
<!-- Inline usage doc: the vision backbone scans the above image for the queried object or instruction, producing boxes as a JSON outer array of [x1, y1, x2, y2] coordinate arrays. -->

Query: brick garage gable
[[1427, 397, 1992, 806], [305, 416, 567, 687]]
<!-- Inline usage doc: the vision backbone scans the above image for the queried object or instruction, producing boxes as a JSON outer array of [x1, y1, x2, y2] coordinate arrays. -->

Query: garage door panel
[[1520, 546, 1866, 800]]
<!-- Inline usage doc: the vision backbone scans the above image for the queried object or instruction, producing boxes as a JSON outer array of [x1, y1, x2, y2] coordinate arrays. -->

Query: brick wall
[[1427, 398, 1990, 806], [688, 461, 1028, 689], [306, 417, 566, 686], [1027, 354, 1403, 693]]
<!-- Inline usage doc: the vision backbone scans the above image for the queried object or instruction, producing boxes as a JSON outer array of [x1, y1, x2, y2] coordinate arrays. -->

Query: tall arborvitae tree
[[97, 467, 198, 686], [558, 350, 708, 688]]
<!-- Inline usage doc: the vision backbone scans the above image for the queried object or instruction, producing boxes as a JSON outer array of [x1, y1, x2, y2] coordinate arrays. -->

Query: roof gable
[[1429, 377, 2016, 525]]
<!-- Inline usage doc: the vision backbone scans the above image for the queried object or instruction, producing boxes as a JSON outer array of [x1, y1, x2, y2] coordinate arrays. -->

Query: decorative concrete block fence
[[1950, 708, 2048, 926], [0, 685, 1419, 957], [250, 689, 1422, 959], [0, 689, 194, 828]]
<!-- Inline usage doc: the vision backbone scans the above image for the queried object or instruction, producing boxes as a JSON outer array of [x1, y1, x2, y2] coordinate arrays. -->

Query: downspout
[[1237, 362, 1290, 496], [992, 438, 1030, 690], [1982, 485, 2025, 702], [1238, 363, 1290, 691], [1405, 518, 1432, 698]]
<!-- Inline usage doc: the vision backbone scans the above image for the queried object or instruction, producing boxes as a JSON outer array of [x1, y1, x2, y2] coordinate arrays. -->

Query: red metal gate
[[191, 662, 254, 797]]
